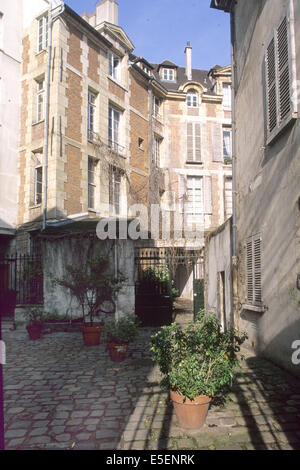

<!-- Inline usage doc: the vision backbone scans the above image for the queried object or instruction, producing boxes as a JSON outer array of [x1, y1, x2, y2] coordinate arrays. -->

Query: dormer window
[[163, 68, 174, 81], [186, 89, 198, 107]]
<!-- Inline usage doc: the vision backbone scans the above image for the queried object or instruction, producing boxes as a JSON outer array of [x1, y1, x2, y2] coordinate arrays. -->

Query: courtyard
[[2, 306, 300, 451]]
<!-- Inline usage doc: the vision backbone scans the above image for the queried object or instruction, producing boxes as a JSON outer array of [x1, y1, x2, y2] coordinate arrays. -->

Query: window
[[246, 234, 262, 305], [224, 177, 232, 219], [88, 158, 97, 209], [153, 137, 162, 166], [223, 129, 232, 161], [88, 90, 97, 140], [222, 83, 231, 110], [138, 137, 144, 149], [36, 78, 45, 122], [34, 166, 43, 205], [186, 176, 203, 227], [37, 14, 48, 53], [163, 68, 174, 81], [109, 52, 121, 81], [265, 6, 297, 143], [108, 106, 121, 151], [153, 96, 162, 119], [186, 89, 198, 107], [187, 122, 201, 162], [110, 167, 122, 216]]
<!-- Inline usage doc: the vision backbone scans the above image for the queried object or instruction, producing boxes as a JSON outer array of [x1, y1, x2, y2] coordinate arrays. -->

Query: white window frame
[[109, 52, 121, 82], [153, 96, 162, 119], [153, 136, 162, 166], [36, 78, 45, 123], [186, 89, 198, 107], [222, 83, 231, 110], [34, 165, 43, 206], [110, 167, 122, 216], [265, 0, 297, 145], [185, 175, 204, 227], [88, 90, 97, 140], [223, 128, 232, 161], [163, 68, 174, 81], [37, 14, 48, 53], [108, 106, 121, 152], [88, 157, 97, 210]]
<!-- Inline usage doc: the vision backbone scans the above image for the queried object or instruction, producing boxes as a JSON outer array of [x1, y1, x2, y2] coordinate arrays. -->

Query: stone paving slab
[[2, 324, 300, 451]]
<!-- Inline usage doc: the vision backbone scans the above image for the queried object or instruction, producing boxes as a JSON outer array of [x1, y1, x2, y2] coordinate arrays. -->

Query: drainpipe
[[43, 1, 65, 230], [230, 8, 239, 330]]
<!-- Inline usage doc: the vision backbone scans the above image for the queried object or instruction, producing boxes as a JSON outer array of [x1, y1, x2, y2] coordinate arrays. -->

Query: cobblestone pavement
[[2, 315, 300, 451]]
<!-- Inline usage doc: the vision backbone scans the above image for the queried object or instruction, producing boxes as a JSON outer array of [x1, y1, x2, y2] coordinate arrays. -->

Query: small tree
[[55, 255, 126, 325]]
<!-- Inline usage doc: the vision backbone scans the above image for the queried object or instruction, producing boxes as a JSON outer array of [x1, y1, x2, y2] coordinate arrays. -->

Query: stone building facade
[[1, 0, 233, 316]]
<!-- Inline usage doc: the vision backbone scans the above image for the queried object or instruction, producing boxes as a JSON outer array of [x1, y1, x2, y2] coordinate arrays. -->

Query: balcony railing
[[108, 139, 126, 157]]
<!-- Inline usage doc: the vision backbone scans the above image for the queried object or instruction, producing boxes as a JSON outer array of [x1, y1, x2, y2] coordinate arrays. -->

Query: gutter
[[43, 1, 65, 231]]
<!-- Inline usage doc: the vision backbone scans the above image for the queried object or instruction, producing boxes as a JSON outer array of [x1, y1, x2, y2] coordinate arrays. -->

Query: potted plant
[[55, 256, 126, 346], [150, 311, 247, 429], [102, 314, 140, 361], [24, 306, 46, 340]]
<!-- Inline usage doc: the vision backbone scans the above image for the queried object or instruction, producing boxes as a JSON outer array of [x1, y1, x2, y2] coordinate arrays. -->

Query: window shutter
[[195, 123, 201, 162], [212, 123, 223, 162], [203, 176, 212, 214], [266, 38, 277, 133], [253, 235, 262, 303], [187, 122, 202, 162], [277, 16, 291, 122], [187, 123, 194, 161], [246, 234, 262, 304], [246, 239, 254, 303]]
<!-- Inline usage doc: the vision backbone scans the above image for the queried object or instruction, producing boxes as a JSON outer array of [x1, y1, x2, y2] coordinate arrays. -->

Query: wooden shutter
[[266, 38, 277, 133], [212, 123, 223, 162], [203, 176, 212, 214], [253, 235, 262, 303], [277, 16, 291, 122], [246, 239, 254, 303], [246, 234, 262, 304], [187, 123, 194, 161], [187, 122, 202, 162]]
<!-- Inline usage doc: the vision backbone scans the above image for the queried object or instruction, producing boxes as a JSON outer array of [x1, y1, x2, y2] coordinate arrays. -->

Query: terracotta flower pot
[[26, 324, 43, 341], [107, 342, 129, 362], [81, 325, 102, 346], [170, 391, 211, 429]]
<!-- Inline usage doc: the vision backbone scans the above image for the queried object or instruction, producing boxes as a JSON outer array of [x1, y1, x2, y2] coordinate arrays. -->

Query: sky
[[65, 0, 231, 71]]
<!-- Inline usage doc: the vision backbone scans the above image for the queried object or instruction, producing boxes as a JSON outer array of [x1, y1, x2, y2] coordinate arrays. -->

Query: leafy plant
[[23, 306, 47, 327], [150, 310, 247, 401], [102, 314, 140, 344], [54, 256, 126, 325], [140, 266, 179, 300]]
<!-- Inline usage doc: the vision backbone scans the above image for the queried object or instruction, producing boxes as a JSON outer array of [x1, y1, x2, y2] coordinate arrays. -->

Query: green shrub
[[150, 310, 247, 401], [102, 314, 140, 344]]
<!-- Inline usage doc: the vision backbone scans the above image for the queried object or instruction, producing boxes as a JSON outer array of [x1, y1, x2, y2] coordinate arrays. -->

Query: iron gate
[[0, 254, 43, 315], [135, 247, 204, 326]]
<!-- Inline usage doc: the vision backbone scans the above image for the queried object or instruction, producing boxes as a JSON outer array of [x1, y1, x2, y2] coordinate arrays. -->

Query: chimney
[[96, 0, 119, 26], [185, 42, 192, 81]]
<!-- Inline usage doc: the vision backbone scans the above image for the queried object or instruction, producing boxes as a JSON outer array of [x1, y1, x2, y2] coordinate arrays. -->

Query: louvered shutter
[[187, 123, 202, 162], [212, 123, 223, 162], [195, 123, 201, 162], [266, 38, 277, 133], [246, 234, 262, 305], [253, 234, 262, 303], [203, 176, 212, 214], [246, 239, 254, 303], [187, 123, 194, 161], [277, 16, 291, 122]]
